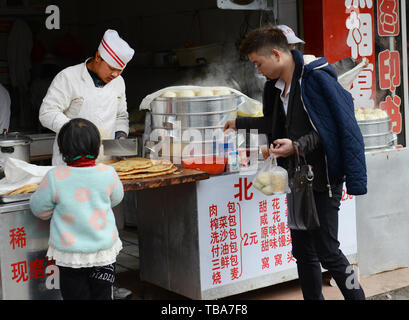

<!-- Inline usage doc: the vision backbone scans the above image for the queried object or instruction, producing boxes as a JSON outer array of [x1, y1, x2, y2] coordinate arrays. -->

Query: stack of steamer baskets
[[149, 87, 244, 174], [355, 107, 397, 151]]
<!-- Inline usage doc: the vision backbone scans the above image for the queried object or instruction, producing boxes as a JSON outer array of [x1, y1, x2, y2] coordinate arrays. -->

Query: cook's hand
[[224, 120, 237, 132], [270, 139, 295, 159], [118, 136, 127, 140]]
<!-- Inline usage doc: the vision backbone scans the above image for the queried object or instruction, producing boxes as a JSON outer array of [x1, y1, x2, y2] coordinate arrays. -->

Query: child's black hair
[[57, 118, 101, 162]]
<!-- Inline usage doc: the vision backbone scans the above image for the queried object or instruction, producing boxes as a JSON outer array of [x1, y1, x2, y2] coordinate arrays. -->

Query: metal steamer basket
[[0, 132, 32, 167], [357, 117, 396, 150], [149, 94, 242, 159]]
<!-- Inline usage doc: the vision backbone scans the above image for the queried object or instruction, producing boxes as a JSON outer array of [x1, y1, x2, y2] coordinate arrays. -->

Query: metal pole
[[401, 0, 409, 147]]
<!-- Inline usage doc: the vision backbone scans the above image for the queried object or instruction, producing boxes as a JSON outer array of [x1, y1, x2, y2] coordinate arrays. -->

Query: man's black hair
[[240, 24, 290, 57], [57, 118, 101, 162]]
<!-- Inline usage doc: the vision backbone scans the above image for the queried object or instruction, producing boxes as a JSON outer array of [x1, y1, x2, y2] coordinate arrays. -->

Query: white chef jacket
[[0, 84, 11, 132], [39, 58, 129, 165]]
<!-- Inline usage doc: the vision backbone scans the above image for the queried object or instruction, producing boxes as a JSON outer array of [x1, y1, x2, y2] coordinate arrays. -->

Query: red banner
[[323, 0, 376, 109], [376, 0, 403, 135]]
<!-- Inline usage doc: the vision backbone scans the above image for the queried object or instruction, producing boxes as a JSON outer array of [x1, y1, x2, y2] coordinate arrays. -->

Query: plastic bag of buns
[[252, 154, 290, 196]]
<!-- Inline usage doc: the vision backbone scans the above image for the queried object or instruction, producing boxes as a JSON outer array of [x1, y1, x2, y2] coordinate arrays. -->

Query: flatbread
[[4, 183, 39, 196], [117, 162, 175, 176], [111, 157, 153, 172], [150, 159, 173, 166], [119, 166, 178, 180]]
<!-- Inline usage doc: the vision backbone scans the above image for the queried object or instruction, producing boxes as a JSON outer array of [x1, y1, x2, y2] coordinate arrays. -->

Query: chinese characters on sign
[[379, 50, 400, 92], [346, 11, 373, 59], [345, 1, 377, 109], [9, 227, 27, 250], [258, 197, 294, 270], [380, 95, 402, 133], [8, 226, 56, 285], [198, 175, 358, 291], [345, 0, 374, 10], [201, 176, 296, 290], [209, 201, 242, 285], [337, 0, 404, 141], [10, 258, 56, 283], [376, 0, 403, 136], [377, 0, 400, 36]]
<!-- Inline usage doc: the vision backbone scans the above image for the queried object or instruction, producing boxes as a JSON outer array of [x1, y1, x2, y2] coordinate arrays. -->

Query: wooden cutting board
[[121, 168, 209, 191]]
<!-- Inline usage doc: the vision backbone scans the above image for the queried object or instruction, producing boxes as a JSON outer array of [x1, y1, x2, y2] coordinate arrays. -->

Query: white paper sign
[[197, 173, 357, 291]]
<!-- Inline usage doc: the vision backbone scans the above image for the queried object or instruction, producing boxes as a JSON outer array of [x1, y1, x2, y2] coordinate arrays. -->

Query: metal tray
[[0, 193, 32, 204], [102, 138, 138, 156]]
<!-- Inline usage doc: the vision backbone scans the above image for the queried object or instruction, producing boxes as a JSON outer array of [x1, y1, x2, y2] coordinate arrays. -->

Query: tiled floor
[[116, 227, 409, 300]]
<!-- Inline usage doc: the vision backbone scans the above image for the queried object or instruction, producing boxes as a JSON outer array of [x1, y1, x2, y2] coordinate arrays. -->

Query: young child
[[30, 118, 124, 300]]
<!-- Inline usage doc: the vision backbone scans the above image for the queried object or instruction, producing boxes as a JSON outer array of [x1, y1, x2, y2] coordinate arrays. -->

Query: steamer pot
[[0, 132, 32, 166], [357, 117, 394, 150], [357, 117, 391, 135], [147, 94, 243, 160], [362, 132, 396, 150], [150, 94, 242, 130]]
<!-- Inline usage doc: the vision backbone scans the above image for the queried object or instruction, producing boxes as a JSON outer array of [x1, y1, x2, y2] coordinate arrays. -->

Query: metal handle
[[307, 166, 314, 182], [1, 146, 14, 154]]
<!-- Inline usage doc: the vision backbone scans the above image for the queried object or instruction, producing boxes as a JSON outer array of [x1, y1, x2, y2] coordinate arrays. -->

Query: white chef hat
[[98, 29, 135, 70], [276, 25, 305, 44]]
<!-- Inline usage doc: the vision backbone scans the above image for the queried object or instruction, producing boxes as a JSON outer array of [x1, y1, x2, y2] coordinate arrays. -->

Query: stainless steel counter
[[0, 201, 31, 214], [136, 172, 358, 299], [356, 147, 409, 276]]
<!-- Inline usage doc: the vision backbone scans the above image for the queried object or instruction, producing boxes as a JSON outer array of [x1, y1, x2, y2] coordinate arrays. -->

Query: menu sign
[[197, 174, 357, 291]]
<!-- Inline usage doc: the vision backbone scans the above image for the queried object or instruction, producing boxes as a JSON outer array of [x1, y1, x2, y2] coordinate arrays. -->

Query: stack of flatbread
[[2, 183, 39, 196], [108, 157, 179, 180]]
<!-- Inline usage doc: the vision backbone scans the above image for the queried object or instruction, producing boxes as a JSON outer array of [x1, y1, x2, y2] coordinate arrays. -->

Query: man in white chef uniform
[[39, 29, 135, 166]]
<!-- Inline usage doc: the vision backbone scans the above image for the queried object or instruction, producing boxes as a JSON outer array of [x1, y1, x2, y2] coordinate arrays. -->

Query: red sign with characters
[[376, 0, 403, 135], [305, 0, 404, 142], [209, 201, 243, 285], [378, 49, 401, 92], [322, 0, 377, 109], [378, 0, 400, 36], [380, 95, 402, 133], [9, 227, 27, 250]]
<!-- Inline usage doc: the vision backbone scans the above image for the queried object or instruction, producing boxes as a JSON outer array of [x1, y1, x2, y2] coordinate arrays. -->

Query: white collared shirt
[[275, 78, 291, 115]]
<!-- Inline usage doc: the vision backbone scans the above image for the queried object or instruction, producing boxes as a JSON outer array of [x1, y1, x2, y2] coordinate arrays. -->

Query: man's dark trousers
[[290, 183, 366, 300]]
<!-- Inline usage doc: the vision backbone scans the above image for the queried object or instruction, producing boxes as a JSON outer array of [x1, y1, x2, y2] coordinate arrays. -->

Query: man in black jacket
[[224, 25, 366, 300]]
